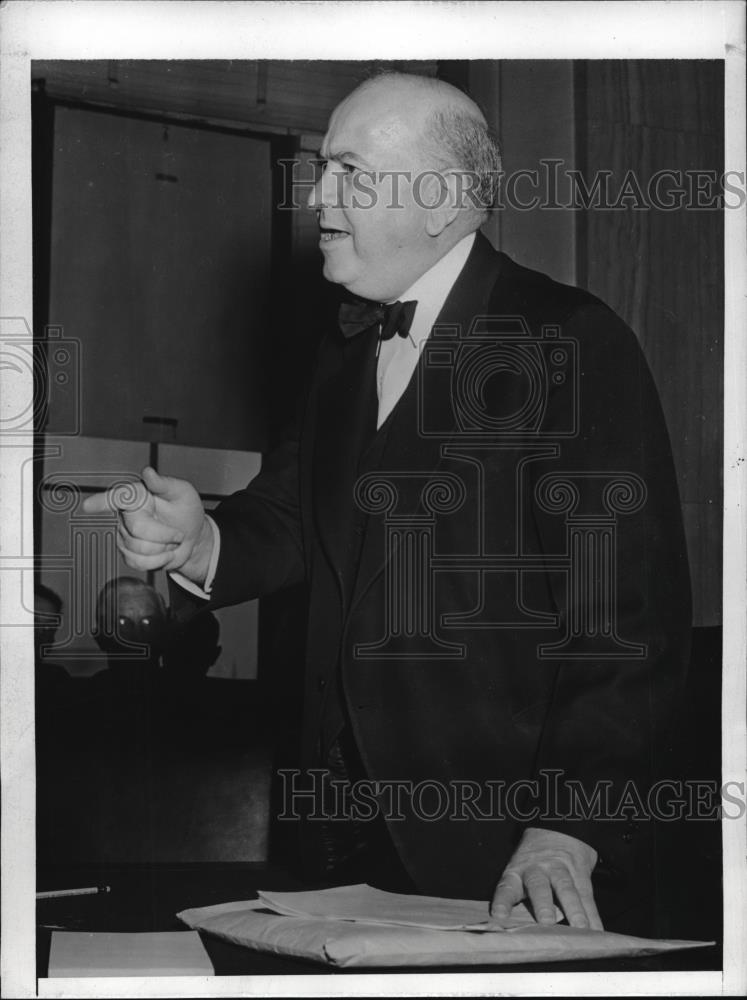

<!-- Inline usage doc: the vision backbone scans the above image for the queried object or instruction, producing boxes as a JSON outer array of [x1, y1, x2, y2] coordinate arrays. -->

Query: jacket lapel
[[347, 233, 506, 619], [313, 325, 379, 610]]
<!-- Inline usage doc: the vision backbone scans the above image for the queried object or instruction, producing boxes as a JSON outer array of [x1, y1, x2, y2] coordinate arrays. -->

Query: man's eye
[[312, 158, 357, 181]]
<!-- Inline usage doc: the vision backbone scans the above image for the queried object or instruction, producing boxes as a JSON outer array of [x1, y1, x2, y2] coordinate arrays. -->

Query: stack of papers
[[177, 884, 713, 968]]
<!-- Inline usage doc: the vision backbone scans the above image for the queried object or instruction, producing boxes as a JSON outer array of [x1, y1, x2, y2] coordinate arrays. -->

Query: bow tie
[[338, 298, 418, 344]]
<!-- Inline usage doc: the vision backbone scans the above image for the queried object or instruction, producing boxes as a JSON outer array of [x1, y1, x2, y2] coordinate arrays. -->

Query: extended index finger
[[81, 489, 119, 515], [82, 480, 149, 516]]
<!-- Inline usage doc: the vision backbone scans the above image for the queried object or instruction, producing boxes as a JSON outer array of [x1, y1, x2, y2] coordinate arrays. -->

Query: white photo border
[[1, 2, 744, 998]]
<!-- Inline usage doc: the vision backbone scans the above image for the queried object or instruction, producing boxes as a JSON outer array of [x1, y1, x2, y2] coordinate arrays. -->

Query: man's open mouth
[[319, 225, 350, 242]]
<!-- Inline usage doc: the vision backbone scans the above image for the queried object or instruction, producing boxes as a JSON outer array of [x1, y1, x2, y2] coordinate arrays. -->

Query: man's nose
[[306, 174, 320, 210], [306, 163, 340, 210]]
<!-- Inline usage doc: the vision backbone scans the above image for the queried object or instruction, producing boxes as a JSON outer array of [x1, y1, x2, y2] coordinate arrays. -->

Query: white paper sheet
[[177, 887, 715, 969], [48, 930, 214, 977], [257, 883, 546, 930]]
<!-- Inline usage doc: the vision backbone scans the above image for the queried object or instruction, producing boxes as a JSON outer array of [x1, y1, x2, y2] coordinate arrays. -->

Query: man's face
[[308, 82, 439, 302]]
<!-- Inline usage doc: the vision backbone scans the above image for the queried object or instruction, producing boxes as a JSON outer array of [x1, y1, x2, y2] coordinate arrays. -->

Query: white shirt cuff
[[169, 515, 221, 600]]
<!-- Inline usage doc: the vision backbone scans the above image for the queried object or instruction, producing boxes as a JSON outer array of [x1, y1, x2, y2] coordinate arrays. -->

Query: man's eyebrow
[[315, 149, 373, 168]]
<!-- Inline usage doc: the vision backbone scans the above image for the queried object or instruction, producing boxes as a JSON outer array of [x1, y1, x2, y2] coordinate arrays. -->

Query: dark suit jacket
[[180, 233, 691, 923]]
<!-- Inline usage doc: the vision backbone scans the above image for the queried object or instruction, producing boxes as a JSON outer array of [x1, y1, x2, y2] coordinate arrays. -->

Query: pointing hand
[[82, 466, 214, 583]]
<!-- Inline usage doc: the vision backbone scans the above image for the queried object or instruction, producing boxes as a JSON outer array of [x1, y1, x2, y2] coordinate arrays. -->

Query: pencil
[[36, 885, 111, 899]]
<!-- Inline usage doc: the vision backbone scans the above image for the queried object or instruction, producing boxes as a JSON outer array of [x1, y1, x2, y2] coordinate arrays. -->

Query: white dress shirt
[[175, 231, 476, 599], [376, 231, 475, 427]]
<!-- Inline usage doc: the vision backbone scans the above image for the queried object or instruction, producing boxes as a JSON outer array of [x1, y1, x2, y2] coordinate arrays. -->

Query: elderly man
[[85, 72, 690, 934]]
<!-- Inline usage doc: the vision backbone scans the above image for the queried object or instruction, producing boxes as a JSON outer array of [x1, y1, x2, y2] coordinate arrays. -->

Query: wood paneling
[[578, 61, 723, 626], [32, 59, 438, 133], [497, 61, 577, 285]]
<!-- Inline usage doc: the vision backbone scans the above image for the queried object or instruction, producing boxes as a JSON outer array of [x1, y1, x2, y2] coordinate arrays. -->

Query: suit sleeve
[[208, 427, 306, 605], [525, 303, 692, 878], [168, 410, 306, 625], [168, 330, 335, 623]]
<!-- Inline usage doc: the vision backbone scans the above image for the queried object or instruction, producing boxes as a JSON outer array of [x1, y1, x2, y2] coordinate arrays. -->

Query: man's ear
[[424, 171, 462, 237]]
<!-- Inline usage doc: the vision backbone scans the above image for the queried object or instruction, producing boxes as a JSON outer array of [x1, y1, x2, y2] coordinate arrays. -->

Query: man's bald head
[[342, 71, 483, 127], [340, 72, 502, 218], [310, 70, 501, 300]]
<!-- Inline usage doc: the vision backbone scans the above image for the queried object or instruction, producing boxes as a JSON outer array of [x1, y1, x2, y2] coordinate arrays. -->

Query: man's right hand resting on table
[[82, 466, 213, 584]]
